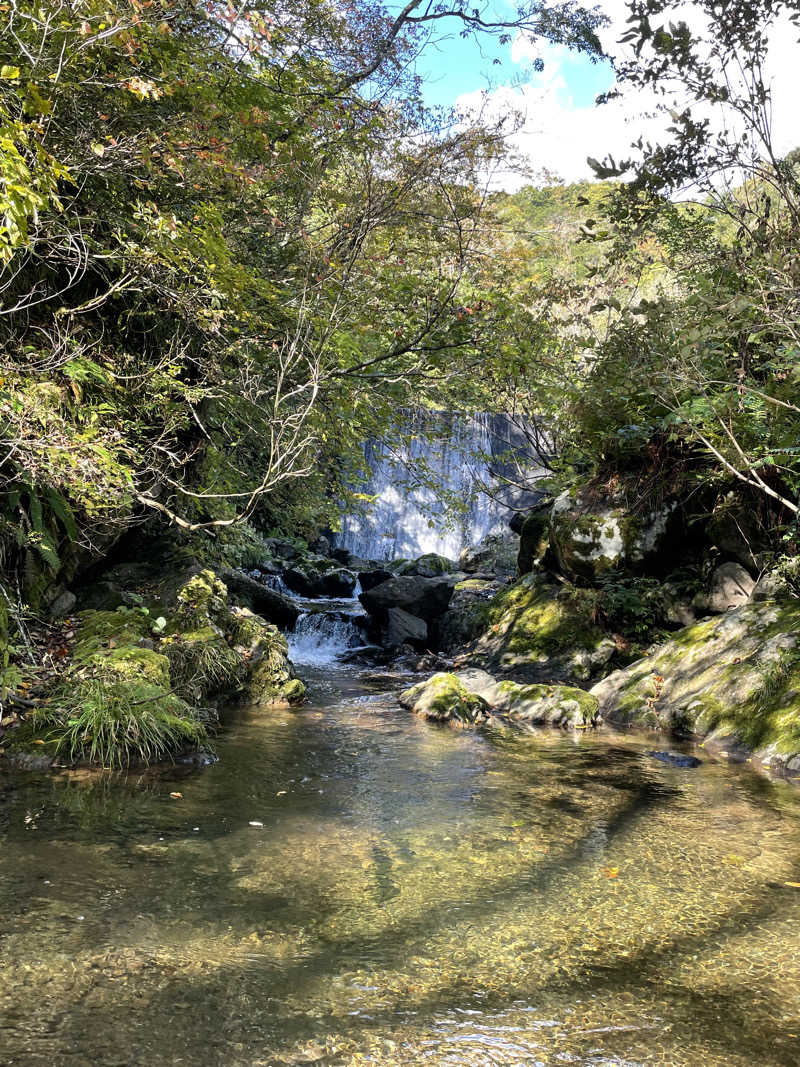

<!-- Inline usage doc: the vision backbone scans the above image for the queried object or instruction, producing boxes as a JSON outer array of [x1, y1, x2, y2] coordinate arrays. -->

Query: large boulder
[[359, 574, 456, 622], [589, 599, 800, 774], [385, 607, 428, 648], [459, 534, 518, 577], [549, 490, 675, 581], [398, 672, 491, 724], [398, 667, 599, 729], [436, 578, 501, 654], [468, 573, 615, 683], [693, 562, 755, 615], [397, 553, 456, 578], [282, 564, 356, 598], [219, 567, 300, 628], [358, 567, 395, 592]]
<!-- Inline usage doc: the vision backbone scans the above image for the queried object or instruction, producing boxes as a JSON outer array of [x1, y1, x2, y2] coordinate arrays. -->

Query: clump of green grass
[[26, 680, 210, 768]]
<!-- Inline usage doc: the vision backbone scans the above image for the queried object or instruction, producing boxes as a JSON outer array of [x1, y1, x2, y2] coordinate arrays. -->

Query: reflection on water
[[2, 667, 800, 1065]]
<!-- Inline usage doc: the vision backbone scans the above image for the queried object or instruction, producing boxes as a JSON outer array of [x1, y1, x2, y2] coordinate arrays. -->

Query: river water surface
[[2, 667, 800, 1065]]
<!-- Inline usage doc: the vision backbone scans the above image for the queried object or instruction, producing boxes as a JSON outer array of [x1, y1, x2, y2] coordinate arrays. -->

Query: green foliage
[[25, 681, 208, 768]]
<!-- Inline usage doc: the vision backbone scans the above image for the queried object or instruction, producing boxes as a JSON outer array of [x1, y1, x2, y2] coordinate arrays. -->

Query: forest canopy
[[1, 0, 798, 616]]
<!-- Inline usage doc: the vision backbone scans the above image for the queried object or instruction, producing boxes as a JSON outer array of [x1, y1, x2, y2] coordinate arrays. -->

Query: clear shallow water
[[2, 668, 800, 1066]]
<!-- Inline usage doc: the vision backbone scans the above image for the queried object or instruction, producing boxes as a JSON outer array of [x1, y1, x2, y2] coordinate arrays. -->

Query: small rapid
[[288, 609, 367, 666]]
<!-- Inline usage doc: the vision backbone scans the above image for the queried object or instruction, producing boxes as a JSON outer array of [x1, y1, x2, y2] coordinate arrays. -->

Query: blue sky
[[395, 1, 798, 190], [414, 30, 615, 112]]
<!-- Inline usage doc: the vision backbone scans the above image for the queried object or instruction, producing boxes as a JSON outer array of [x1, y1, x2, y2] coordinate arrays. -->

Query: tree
[[0, 0, 606, 593], [562, 0, 800, 527]]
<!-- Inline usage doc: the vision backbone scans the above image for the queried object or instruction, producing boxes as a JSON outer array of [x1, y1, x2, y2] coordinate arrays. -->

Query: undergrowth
[[26, 679, 210, 768]]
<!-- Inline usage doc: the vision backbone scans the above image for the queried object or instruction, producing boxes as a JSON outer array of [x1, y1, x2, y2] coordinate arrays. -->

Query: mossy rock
[[66, 607, 147, 658], [549, 490, 674, 581], [436, 580, 500, 655], [495, 680, 600, 727], [398, 672, 490, 724], [175, 569, 229, 627], [590, 600, 800, 772], [9, 607, 207, 768], [469, 573, 614, 682], [398, 553, 456, 578]]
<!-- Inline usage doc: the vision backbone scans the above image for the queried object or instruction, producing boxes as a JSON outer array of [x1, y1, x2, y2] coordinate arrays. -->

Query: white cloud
[[457, 1, 800, 191]]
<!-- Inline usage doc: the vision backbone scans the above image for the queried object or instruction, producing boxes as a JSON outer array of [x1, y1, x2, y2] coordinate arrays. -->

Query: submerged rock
[[648, 751, 702, 768]]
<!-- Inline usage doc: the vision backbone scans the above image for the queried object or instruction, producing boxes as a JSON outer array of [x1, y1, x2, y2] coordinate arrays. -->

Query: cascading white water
[[336, 412, 546, 561], [288, 611, 367, 666]]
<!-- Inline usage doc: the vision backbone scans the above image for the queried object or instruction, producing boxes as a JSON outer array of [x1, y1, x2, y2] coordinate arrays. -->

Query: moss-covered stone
[[590, 599, 800, 773], [494, 680, 600, 727], [5, 564, 309, 767], [549, 490, 674, 581], [398, 672, 490, 724], [468, 573, 614, 682], [175, 569, 229, 628], [398, 553, 456, 578], [436, 579, 500, 655], [7, 605, 207, 767]]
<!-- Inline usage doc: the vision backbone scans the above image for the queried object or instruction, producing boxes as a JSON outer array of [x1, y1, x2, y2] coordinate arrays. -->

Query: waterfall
[[336, 412, 546, 561], [288, 611, 368, 666]]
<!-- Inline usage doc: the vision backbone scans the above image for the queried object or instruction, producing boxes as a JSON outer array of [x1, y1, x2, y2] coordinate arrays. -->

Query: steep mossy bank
[[3, 563, 305, 770], [590, 599, 800, 775], [467, 573, 616, 683]]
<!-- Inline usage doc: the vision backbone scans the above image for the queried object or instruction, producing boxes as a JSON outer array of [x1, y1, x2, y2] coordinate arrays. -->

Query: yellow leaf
[[91, 142, 106, 157], [785, 882, 800, 889], [1, 65, 20, 80], [601, 866, 619, 878]]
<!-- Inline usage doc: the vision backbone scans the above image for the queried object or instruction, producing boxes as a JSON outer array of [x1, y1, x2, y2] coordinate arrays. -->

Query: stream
[[2, 619, 800, 1064]]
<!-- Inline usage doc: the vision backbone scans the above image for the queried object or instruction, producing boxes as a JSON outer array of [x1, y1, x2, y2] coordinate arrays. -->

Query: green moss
[[486, 576, 602, 658], [497, 681, 599, 725], [163, 628, 244, 697], [596, 602, 800, 755], [71, 608, 150, 660], [89, 645, 171, 687], [175, 569, 228, 625], [399, 672, 489, 723]]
